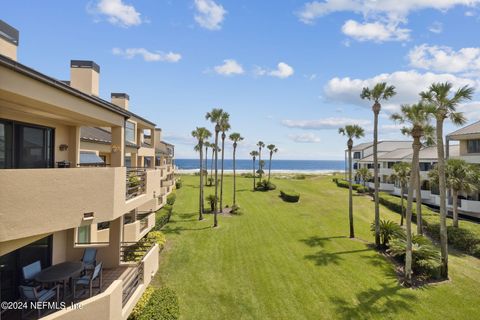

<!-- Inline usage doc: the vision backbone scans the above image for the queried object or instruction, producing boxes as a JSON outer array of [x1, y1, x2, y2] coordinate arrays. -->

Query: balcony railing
[[120, 241, 155, 263], [122, 261, 144, 307], [126, 168, 147, 200]]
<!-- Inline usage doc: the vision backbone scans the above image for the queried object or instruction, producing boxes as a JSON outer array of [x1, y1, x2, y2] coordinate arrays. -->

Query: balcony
[[161, 179, 175, 188], [123, 211, 156, 243], [460, 199, 480, 215], [126, 168, 147, 200]]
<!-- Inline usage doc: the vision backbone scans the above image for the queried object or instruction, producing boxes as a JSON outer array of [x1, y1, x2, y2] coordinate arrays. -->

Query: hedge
[[378, 192, 480, 258], [131, 287, 179, 320], [335, 179, 363, 191], [280, 190, 300, 203], [155, 204, 173, 230], [166, 193, 176, 205]]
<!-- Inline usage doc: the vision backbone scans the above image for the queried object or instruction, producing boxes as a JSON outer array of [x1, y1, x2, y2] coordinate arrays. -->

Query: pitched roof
[[447, 121, 480, 139], [351, 142, 373, 151], [378, 148, 412, 160], [80, 127, 138, 148]]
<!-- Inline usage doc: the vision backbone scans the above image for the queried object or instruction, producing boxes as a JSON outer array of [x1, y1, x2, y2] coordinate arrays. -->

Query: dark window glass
[[467, 139, 480, 153], [125, 121, 135, 144], [353, 152, 361, 159], [0, 121, 13, 168]]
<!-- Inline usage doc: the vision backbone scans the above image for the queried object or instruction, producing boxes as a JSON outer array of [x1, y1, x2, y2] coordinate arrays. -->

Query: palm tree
[[420, 82, 473, 278], [250, 150, 259, 190], [257, 141, 265, 181], [361, 82, 396, 247], [339, 125, 365, 239], [267, 144, 278, 183], [229, 133, 244, 206], [391, 102, 435, 286], [206, 108, 226, 227], [356, 167, 372, 187], [219, 113, 231, 213], [209, 144, 220, 186], [429, 159, 478, 228], [191, 127, 212, 221], [390, 162, 411, 226], [204, 142, 211, 186]]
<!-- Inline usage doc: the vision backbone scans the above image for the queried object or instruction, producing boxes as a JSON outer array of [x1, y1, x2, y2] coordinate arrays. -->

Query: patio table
[[35, 261, 84, 299]]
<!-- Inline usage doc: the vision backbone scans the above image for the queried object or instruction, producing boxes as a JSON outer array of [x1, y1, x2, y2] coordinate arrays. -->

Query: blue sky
[[3, 0, 480, 160]]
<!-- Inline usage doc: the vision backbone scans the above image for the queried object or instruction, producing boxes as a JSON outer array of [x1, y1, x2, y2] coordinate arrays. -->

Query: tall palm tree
[[356, 167, 372, 187], [209, 144, 220, 186], [391, 103, 435, 286], [219, 113, 231, 212], [390, 162, 411, 226], [361, 82, 396, 247], [257, 141, 265, 181], [339, 125, 365, 239], [191, 127, 212, 221], [206, 108, 226, 227], [420, 82, 473, 278], [229, 133, 244, 206], [414, 136, 435, 235], [204, 141, 211, 186], [250, 150, 259, 191], [429, 159, 478, 228], [267, 144, 278, 184]]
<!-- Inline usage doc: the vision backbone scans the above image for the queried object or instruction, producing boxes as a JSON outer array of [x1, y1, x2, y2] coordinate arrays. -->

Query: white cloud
[[282, 117, 371, 130], [194, 0, 227, 30], [408, 44, 480, 74], [213, 59, 244, 76], [428, 21, 443, 33], [255, 62, 294, 79], [458, 101, 480, 121], [324, 70, 478, 107], [289, 133, 322, 143], [465, 10, 477, 16], [112, 48, 181, 62], [296, 0, 480, 24], [94, 0, 142, 27], [341, 20, 410, 42]]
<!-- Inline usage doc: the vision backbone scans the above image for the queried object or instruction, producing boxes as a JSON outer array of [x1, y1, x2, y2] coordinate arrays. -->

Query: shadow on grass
[[300, 235, 347, 248], [329, 282, 416, 319], [161, 225, 211, 235], [304, 248, 371, 266]]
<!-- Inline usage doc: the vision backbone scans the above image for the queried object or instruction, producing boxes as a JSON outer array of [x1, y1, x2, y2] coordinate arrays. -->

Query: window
[[97, 222, 110, 230], [77, 225, 91, 244], [125, 121, 135, 144], [353, 152, 361, 159], [387, 162, 395, 169], [467, 139, 480, 153], [419, 162, 432, 171]]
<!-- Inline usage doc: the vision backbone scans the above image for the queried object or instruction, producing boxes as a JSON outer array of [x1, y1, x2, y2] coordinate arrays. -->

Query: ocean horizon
[[175, 159, 345, 173]]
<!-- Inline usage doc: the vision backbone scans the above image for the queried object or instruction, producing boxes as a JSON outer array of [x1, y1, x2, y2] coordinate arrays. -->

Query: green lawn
[[152, 174, 480, 319]]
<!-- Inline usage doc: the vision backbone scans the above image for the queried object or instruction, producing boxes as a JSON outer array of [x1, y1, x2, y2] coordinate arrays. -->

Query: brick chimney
[[0, 20, 19, 61], [111, 93, 129, 110], [70, 60, 100, 96]]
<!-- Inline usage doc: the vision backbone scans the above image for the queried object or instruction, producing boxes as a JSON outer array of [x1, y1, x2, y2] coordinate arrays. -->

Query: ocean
[[175, 159, 345, 174]]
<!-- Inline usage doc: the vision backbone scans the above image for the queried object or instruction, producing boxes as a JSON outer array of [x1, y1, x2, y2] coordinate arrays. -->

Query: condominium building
[[0, 20, 175, 319]]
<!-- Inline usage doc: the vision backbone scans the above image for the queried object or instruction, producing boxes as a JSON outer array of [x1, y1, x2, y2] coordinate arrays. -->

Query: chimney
[[154, 128, 162, 149], [70, 60, 100, 96], [111, 93, 129, 110], [0, 20, 19, 61]]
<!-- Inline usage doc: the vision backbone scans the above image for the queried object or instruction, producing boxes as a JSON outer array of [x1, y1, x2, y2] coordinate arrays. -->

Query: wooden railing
[[126, 168, 147, 200], [122, 261, 144, 307]]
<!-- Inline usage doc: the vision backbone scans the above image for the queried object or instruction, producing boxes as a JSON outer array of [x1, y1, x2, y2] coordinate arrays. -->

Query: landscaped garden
[[152, 174, 480, 319]]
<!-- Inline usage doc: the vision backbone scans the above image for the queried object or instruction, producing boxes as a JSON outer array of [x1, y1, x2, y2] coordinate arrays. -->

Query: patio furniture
[[73, 262, 103, 300], [35, 261, 84, 299], [22, 260, 41, 286], [19, 284, 59, 319], [81, 248, 97, 274]]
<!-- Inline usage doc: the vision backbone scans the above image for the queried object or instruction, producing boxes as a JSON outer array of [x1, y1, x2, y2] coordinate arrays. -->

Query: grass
[[152, 174, 480, 319]]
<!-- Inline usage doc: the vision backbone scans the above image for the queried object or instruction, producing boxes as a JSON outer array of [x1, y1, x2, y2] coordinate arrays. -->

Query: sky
[[3, 0, 480, 160]]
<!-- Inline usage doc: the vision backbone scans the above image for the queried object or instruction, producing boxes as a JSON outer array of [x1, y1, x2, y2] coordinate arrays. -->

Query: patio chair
[[22, 261, 41, 286], [81, 248, 97, 274], [19, 285, 59, 319], [73, 262, 103, 300]]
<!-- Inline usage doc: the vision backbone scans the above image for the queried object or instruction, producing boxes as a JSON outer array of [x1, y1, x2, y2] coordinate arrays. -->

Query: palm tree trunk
[[452, 189, 459, 228], [199, 143, 204, 221], [268, 153, 273, 184], [214, 131, 219, 227], [258, 148, 262, 181], [253, 158, 256, 190], [210, 149, 214, 186], [220, 133, 226, 212], [436, 118, 448, 278], [405, 138, 420, 286], [233, 146, 237, 206], [348, 146, 354, 238], [205, 146, 208, 186], [416, 166, 423, 235], [373, 111, 380, 247], [400, 186, 404, 226]]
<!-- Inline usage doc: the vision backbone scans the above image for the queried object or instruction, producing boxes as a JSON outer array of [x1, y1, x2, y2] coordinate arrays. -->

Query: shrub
[[293, 174, 306, 180], [332, 178, 338, 184], [256, 180, 276, 191], [166, 193, 176, 205], [175, 179, 182, 189], [241, 173, 255, 178], [230, 204, 243, 215], [128, 286, 155, 320], [356, 186, 369, 194], [206, 194, 217, 212], [155, 204, 173, 230], [280, 190, 300, 203], [145, 231, 166, 248], [137, 287, 179, 320], [371, 220, 405, 247], [335, 180, 362, 191]]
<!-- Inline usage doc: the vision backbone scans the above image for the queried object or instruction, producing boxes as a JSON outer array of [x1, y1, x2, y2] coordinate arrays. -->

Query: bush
[[371, 220, 405, 247], [155, 205, 173, 230], [166, 193, 176, 205], [332, 178, 338, 184], [378, 192, 480, 258], [230, 204, 243, 215], [241, 173, 255, 178], [128, 286, 155, 320], [335, 180, 362, 191], [280, 190, 300, 203], [175, 179, 182, 189], [206, 194, 217, 212], [293, 174, 306, 180], [256, 180, 277, 191], [145, 231, 166, 248], [356, 186, 369, 194], [136, 287, 179, 320]]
